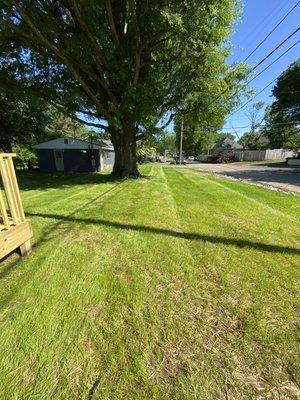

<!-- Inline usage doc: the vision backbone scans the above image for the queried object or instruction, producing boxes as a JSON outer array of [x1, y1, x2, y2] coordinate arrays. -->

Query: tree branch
[[159, 113, 175, 130], [74, 116, 108, 130], [73, 117, 108, 130], [135, 133, 145, 141], [49, 100, 108, 130], [141, 55, 177, 68], [133, 47, 141, 85], [105, 0, 123, 54], [140, 29, 172, 53], [9, 0, 111, 121], [129, 0, 141, 85], [77, 109, 100, 118], [66, 0, 109, 71], [159, 92, 185, 116], [0, 18, 35, 43], [60, 3, 119, 106]]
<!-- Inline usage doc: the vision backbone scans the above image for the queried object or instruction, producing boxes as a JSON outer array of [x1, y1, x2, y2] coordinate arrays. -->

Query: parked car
[[174, 155, 187, 165]]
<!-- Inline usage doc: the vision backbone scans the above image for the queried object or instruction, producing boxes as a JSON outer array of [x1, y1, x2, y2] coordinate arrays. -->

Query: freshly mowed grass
[[0, 165, 299, 399]]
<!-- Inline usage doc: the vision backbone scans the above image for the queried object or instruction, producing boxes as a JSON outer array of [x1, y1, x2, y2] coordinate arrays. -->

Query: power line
[[247, 41, 300, 85], [227, 53, 300, 118], [221, 10, 300, 127], [253, 26, 300, 70], [241, 0, 292, 50], [244, 0, 300, 62], [221, 48, 299, 119], [228, 77, 278, 117], [208, 35, 299, 118], [202, 20, 300, 127], [222, 120, 300, 130]]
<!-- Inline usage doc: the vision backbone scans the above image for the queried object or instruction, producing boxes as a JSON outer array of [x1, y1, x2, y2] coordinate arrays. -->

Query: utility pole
[[179, 120, 183, 165]]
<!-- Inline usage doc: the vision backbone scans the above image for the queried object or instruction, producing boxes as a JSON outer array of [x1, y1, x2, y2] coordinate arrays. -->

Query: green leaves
[[264, 60, 300, 150], [0, 90, 91, 158], [0, 0, 242, 137]]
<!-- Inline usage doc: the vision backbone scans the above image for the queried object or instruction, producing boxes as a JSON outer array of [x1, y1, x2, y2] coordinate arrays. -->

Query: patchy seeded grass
[[0, 165, 299, 399]]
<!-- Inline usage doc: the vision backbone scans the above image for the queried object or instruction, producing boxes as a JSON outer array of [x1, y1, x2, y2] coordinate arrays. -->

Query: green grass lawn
[[0, 165, 299, 399]]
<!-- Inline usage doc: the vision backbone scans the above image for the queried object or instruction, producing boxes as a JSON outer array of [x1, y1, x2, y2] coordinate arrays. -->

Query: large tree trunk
[[110, 122, 140, 179]]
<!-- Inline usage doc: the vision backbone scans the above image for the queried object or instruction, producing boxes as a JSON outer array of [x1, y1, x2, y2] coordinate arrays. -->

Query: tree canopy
[[0, 90, 49, 153], [174, 119, 236, 156], [238, 131, 268, 150], [263, 60, 300, 149], [0, 90, 93, 167], [0, 0, 246, 177], [151, 131, 176, 155]]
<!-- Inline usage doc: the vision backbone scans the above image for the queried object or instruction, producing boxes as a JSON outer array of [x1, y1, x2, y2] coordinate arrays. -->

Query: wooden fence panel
[[234, 149, 295, 162]]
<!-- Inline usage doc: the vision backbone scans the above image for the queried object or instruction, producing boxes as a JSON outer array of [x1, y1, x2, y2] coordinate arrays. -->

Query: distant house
[[33, 137, 115, 173], [211, 138, 243, 155]]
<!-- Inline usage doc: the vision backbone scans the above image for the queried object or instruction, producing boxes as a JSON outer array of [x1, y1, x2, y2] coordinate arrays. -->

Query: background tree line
[[0, 90, 94, 169], [0, 0, 247, 178], [171, 60, 300, 156]]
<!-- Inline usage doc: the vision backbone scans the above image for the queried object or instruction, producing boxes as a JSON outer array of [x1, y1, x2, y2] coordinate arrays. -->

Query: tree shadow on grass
[[17, 171, 123, 191], [26, 212, 300, 256], [1, 183, 298, 311], [0, 180, 132, 312], [0, 181, 127, 282]]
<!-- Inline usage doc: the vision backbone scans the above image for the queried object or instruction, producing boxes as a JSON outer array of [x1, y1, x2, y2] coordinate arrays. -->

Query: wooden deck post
[[0, 153, 32, 260], [20, 240, 32, 257]]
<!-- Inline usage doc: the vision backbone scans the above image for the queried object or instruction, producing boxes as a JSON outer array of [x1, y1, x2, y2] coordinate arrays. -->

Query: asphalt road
[[187, 162, 300, 194]]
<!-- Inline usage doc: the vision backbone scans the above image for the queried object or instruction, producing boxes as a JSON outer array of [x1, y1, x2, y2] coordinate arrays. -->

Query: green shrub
[[13, 144, 37, 170]]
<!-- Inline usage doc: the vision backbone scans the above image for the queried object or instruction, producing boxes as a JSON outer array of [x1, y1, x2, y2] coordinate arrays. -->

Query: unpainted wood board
[[0, 220, 33, 260]]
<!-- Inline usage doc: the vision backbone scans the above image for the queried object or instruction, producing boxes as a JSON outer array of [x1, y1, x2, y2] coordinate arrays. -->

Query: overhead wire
[[222, 3, 300, 131], [227, 77, 278, 117], [247, 41, 300, 84], [252, 26, 300, 70], [222, 120, 300, 130], [220, 44, 299, 119], [209, 31, 300, 117], [226, 36, 300, 118], [240, 0, 292, 50], [243, 0, 300, 62]]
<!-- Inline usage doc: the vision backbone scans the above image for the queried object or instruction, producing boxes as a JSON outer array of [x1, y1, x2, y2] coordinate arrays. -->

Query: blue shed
[[33, 137, 115, 173]]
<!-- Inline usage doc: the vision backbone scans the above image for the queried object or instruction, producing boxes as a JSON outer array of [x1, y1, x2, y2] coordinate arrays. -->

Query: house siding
[[36, 149, 56, 172], [34, 137, 114, 173], [62, 149, 100, 172], [36, 149, 101, 172]]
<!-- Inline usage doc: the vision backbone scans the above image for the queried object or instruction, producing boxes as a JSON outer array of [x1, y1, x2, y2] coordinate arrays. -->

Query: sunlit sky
[[223, 0, 300, 137]]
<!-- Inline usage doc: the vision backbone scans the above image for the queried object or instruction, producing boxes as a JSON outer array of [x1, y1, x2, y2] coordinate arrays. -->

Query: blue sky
[[223, 0, 300, 137]]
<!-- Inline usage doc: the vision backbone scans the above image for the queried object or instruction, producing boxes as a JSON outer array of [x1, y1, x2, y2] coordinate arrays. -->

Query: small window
[[64, 138, 68, 144]]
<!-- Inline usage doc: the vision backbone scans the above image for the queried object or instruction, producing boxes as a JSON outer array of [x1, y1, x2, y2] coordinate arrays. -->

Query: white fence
[[234, 149, 295, 162]]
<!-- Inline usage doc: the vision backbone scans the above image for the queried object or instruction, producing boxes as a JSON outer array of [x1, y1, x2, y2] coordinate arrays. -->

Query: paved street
[[188, 162, 300, 194]]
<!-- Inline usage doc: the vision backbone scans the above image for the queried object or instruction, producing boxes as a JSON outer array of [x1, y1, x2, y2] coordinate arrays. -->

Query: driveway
[[188, 162, 300, 194]]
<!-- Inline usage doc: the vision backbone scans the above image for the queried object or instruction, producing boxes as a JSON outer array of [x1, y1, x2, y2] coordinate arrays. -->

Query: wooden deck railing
[[0, 153, 26, 231], [0, 153, 32, 258]]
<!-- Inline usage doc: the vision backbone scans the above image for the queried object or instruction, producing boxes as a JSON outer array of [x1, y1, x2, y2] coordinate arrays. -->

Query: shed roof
[[213, 137, 243, 150], [33, 136, 114, 151]]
